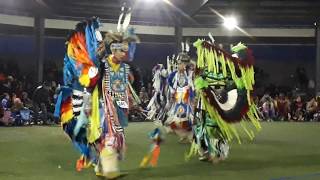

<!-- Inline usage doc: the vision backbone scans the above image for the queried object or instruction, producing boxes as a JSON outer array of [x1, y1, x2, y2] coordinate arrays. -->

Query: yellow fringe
[[88, 86, 101, 143]]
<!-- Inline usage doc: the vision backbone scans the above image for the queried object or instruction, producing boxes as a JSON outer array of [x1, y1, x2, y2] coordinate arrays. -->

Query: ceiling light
[[223, 16, 238, 30]]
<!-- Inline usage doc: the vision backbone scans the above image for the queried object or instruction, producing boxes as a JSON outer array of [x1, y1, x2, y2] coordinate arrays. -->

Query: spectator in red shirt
[[277, 93, 290, 121]]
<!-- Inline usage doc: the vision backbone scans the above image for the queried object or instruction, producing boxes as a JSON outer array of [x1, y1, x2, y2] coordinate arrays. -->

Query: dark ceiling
[[0, 0, 319, 27]]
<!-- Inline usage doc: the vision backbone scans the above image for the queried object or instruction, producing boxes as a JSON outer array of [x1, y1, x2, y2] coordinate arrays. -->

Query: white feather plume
[[117, 11, 124, 32], [185, 42, 190, 52], [208, 32, 215, 44], [122, 7, 132, 31], [181, 42, 185, 52]]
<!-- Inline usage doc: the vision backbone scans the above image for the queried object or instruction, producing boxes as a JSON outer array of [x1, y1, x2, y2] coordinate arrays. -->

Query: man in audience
[[32, 82, 52, 124]]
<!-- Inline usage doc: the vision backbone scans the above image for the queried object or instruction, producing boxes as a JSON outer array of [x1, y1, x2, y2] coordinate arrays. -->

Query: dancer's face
[[178, 62, 186, 72], [113, 49, 125, 62], [112, 42, 129, 62]]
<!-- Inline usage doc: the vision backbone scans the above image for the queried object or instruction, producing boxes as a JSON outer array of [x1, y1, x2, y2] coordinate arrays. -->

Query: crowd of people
[[0, 72, 59, 126], [0, 61, 319, 125], [255, 93, 320, 122]]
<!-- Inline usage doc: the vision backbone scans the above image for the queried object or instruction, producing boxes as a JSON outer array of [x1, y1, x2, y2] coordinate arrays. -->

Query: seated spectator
[[273, 95, 279, 119], [260, 93, 271, 105], [1, 93, 11, 110], [0, 93, 13, 125], [277, 93, 290, 121], [11, 93, 24, 125], [306, 96, 318, 121], [285, 95, 292, 119], [262, 96, 276, 121], [11, 93, 23, 113], [313, 96, 320, 121], [21, 91, 33, 109], [290, 95, 305, 121]]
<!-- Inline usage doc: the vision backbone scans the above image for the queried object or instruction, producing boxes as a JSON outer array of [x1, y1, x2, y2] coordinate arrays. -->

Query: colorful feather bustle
[[186, 39, 261, 162], [54, 17, 102, 173], [193, 39, 261, 143], [57, 17, 102, 122], [60, 96, 74, 123], [64, 18, 100, 88], [54, 87, 72, 119], [79, 68, 91, 87]]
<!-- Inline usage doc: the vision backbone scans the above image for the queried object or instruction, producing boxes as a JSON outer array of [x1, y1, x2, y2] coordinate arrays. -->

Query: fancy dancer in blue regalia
[[54, 5, 140, 179], [96, 26, 139, 178]]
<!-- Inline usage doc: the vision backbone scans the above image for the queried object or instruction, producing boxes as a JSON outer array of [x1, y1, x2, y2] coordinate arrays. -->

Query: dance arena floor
[[0, 122, 320, 180]]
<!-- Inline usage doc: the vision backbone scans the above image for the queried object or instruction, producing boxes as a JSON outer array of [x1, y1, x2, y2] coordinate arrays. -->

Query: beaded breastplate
[[103, 58, 130, 101]]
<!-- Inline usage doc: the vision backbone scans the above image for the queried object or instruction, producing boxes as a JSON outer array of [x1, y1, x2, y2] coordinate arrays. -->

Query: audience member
[[277, 93, 290, 121], [262, 96, 276, 121], [1, 93, 11, 110], [306, 96, 318, 121], [290, 96, 305, 121]]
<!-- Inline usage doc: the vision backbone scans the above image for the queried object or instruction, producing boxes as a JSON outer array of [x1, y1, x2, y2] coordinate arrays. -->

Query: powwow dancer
[[147, 46, 195, 141], [141, 44, 195, 167], [146, 64, 169, 124], [146, 42, 195, 143], [54, 4, 140, 179], [164, 42, 195, 143], [186, 36, 261, 163]]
